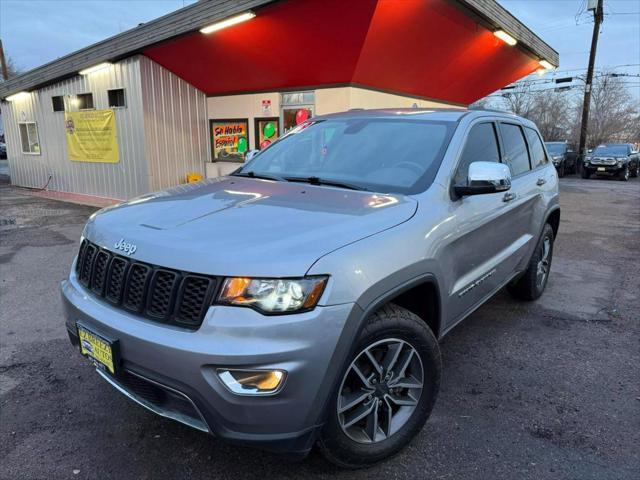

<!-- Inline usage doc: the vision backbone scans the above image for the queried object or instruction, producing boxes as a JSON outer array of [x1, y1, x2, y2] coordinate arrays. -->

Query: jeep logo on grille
[[114, 238, 137, 256]]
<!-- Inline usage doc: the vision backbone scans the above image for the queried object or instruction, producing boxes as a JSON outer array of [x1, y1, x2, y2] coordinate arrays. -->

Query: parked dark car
[[545, 141, 577, 177], [582, 143, 640, 181], [0, 142, 7, 159]]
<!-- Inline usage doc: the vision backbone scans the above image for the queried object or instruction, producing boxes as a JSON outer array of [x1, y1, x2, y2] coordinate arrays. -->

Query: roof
[[312, 108, 538, 127], [313, 108, 470, 122], [0, 0, 558, 100]]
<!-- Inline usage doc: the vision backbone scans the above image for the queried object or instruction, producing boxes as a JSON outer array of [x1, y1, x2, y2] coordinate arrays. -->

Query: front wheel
[[581, 168, 590, 179], [508, 223, 554, 301], [630, 163, 639, 178], [618, 165, 630, 181], [318, 304, 441, 469], [557, 163, 565, 178]]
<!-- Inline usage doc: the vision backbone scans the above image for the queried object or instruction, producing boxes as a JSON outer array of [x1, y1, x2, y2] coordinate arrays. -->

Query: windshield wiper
[[231, 171, 285, 182], [284, 176, 368, 191]]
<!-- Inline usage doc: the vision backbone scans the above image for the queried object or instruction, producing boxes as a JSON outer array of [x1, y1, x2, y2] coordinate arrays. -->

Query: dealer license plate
[[597, 167, 606, 171], [77, 323, 119, 375]]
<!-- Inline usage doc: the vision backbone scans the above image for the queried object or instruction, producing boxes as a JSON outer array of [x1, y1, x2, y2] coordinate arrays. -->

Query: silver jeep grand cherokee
[[61, 109, 559, 468]]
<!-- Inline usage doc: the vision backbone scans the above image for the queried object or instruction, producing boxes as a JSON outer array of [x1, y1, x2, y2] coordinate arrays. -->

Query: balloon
[[295, 109, 310, 125], [263, 122, 276, 138], [260, 139, 271, 150], [237, 136, 248, 153]]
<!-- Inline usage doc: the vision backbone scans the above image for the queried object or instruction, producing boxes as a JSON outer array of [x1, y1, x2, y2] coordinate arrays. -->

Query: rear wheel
[[508, 224, 554, 301], [318, 304, 441, 469]]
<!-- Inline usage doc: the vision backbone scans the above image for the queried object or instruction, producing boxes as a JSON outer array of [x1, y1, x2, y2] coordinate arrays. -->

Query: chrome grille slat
[[74, 240, 217, 330]]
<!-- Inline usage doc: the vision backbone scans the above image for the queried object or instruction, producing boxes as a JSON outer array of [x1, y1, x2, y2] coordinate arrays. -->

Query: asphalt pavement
[[1, 174, 638, 480]]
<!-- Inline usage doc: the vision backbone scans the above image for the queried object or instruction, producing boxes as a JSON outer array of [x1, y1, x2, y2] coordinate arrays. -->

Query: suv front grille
[[75, 239, 219, 329]]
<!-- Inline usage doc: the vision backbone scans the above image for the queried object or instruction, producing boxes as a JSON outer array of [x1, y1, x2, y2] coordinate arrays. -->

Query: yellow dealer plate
[[77, 324, 118, 375]]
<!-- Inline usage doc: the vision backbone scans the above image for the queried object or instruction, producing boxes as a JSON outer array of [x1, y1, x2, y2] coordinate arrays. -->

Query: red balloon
[[295, 109, 310, 125], [260, 139, 271, 149]]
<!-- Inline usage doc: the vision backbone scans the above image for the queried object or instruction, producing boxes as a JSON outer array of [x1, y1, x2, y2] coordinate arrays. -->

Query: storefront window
[[254, 117, 279, 150], [210, 119, 249, 162]]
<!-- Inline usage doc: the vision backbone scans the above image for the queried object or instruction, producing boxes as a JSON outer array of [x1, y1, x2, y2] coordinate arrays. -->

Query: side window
[[454, 122, 500, 185], [524, 127, 547, 169], [499, 123, 531, 176], [18, 122, 41, 154]]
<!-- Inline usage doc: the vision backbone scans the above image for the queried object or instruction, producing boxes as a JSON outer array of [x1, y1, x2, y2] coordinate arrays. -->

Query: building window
[[108, 88, 126, 108], [71, 93, 94, 110], [52, 96, 65, 112], [18, 122, 41, 154]]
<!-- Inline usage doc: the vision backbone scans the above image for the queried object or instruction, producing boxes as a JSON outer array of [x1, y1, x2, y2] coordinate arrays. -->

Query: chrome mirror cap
[[454, 161, 512, 197]]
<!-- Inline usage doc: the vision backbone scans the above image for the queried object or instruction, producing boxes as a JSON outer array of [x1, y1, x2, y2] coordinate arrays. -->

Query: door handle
[[536, 178, 546, 186], [503, 192, 516, 202]]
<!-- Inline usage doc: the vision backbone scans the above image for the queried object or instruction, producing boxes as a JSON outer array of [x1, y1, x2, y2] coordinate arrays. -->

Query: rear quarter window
[[524, 128, 548, 169]]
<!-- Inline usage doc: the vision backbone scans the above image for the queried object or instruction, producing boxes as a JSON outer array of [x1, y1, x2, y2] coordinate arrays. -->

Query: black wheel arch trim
[[304, 273, 442, 446]]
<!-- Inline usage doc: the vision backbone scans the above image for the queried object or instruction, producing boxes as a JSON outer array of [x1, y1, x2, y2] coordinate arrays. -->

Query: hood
[[84, 177, 417, 277]]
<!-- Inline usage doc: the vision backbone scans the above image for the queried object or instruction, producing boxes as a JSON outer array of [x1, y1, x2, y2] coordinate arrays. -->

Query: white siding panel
[[139, 56, 208, 192], [1, 56, 149, 200]]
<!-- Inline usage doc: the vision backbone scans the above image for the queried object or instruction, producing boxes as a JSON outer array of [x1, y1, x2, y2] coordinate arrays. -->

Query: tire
[[631, 163, 639, 178], [581, 168, 590, 179], [507, 223, 554, 301], [618, 165, 629, 181], [317, 304, 441, 469], [558, 163, 565, 178]]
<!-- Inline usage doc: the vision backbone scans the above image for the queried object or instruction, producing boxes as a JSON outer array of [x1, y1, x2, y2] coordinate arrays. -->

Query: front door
[[443, 121, 529, 326]]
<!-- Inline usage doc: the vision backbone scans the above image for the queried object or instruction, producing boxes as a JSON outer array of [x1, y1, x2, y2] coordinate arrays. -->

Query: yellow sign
[[65, 109, 119, 163]]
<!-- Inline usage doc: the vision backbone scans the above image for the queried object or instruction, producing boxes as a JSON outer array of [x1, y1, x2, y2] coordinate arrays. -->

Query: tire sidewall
[[318, 307, 441, 468], [533, 224, 554, 297]]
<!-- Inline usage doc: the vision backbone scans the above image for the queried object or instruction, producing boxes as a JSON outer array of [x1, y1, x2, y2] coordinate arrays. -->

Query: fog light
[[218, 369, 285, 395]]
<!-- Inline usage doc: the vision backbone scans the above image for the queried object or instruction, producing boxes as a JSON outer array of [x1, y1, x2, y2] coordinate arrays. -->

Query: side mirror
[[454, 161, 512, 197], [245, 150, 259, 161]]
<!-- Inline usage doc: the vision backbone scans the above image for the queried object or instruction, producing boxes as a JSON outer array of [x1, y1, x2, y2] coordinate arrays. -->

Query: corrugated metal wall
[[2, 57, 149, 200], [139, 56, 208, 192]]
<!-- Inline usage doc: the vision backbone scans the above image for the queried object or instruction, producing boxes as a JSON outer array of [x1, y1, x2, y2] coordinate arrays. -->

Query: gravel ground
[[1, 175, 639, 480]]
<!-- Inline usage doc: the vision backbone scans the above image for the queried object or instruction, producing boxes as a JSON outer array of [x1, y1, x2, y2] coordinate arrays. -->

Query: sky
[[0, 0, 638, 96]]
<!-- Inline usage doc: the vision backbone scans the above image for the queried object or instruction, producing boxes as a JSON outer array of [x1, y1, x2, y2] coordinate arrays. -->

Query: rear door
[[497, 122, 550, 271]]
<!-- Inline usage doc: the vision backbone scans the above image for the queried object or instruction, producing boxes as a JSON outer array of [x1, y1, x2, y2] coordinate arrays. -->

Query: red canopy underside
[[144, 0, 539, 105]]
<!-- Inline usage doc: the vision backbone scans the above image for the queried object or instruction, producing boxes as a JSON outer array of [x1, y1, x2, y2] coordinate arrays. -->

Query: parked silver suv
[[61, 109, 559, 468]]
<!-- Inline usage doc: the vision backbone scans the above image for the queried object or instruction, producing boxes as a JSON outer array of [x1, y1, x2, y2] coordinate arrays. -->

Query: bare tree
[[526, 89, 574, 141], [573, 73, 638, 146], [500, 82, 535, 117]]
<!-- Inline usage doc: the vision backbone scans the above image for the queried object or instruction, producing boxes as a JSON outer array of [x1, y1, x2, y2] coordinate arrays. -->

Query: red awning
[[144, 0, 539, 105]]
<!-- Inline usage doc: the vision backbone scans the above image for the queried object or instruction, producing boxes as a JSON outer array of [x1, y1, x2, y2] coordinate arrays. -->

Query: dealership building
[[0, 0, 557, 202]]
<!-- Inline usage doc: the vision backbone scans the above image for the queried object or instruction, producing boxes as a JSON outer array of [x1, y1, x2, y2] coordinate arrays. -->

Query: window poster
[[210, 119, 249, 162]]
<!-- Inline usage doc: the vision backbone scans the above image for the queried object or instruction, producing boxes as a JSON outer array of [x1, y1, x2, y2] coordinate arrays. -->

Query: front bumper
[[585, 164, 623, 175], [61, 272, 356, 455]]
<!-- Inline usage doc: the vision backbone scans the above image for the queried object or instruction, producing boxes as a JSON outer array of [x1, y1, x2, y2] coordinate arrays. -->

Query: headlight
[[217, 276, 328, 313], [617, 160, 623, 167]]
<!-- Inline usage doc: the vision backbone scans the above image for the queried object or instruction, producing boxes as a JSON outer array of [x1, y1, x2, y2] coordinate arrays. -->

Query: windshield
[[237, 118, 456, 194], [592, 145, 628, 156], [545, 143, 566, 155]]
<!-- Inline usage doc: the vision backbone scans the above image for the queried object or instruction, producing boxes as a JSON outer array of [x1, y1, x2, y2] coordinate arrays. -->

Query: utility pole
[[0, 39, 9, 81], [577, 0, 604, 167]]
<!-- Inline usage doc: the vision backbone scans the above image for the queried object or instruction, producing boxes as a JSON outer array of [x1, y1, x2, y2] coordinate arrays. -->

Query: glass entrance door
[[281, 91, 315, 134]]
